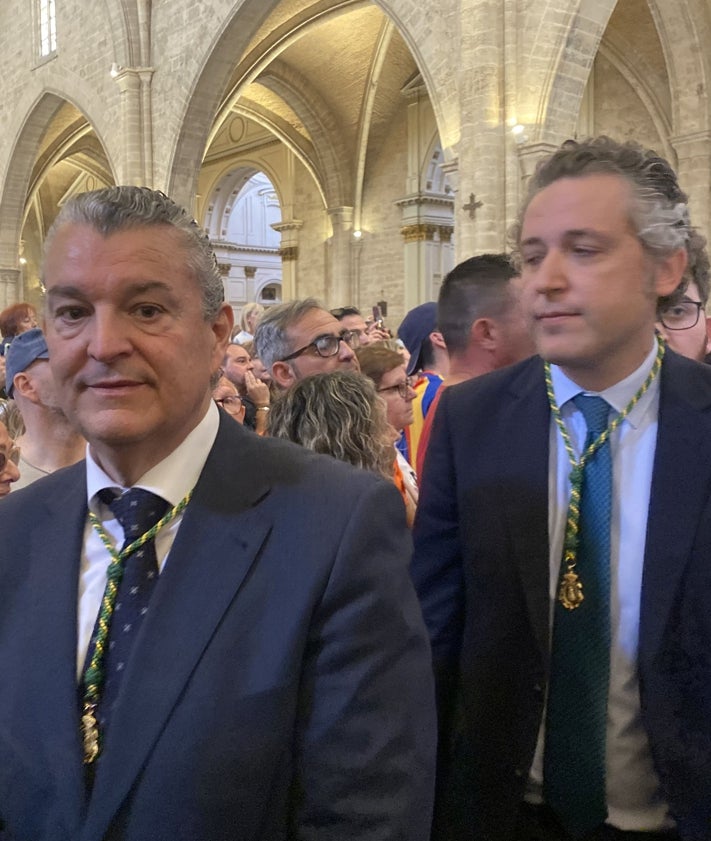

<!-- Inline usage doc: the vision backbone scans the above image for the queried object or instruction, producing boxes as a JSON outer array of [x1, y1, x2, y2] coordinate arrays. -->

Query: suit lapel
[[640, 353, 711, 671], [25, 464, 89, 837], [84, 420, 273, 837], [500, 358, 552, 661]]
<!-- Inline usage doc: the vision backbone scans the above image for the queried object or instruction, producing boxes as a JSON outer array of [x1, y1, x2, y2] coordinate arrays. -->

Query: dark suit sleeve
[[411, 387, 465, 666], [293, 478, 437, 841]]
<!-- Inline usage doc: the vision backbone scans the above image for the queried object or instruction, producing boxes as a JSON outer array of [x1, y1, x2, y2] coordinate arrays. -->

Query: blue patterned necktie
[[86, 488, 170, 739], [544, 394, 612, 837]]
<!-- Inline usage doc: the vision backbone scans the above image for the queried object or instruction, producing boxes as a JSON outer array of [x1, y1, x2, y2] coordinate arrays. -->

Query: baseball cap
[[6, 328, 49, 398], [397, 302, 437, 376]]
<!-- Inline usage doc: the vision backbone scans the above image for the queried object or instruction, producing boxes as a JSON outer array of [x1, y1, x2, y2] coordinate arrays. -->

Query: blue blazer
[[412, 350, 711, 841], [0, 414, 436, 841]]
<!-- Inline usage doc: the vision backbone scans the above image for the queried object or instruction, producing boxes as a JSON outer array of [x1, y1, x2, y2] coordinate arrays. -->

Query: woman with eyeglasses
[[0, 420, 20, 496], [357, 345, 418, 526], [212, 376, 246, 425]]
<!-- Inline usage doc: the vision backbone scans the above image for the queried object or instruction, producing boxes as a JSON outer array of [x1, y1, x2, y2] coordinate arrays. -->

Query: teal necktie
[[544, 394, 612, 837]]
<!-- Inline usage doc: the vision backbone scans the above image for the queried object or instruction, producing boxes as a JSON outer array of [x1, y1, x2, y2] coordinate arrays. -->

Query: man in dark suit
[[0, 186, 436, 841], [412, 137, 711, 841]]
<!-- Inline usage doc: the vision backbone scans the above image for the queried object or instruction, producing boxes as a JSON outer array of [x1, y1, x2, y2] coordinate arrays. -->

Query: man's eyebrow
[[47, 281, 172, 297]]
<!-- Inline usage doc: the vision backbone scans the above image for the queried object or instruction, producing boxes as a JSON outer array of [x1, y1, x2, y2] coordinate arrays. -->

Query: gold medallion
[[81, 705, 100, 764], [558, 570, 584, 610]]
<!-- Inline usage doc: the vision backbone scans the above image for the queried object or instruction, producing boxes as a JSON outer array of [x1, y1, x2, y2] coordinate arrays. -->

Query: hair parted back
[[438, 254, 518, 354], [42, 186, 225, 320], [356, 344, 405, 389], [510, 136, 710, 308], [267, 370, 394, 479], [253, 297, 325, 371]]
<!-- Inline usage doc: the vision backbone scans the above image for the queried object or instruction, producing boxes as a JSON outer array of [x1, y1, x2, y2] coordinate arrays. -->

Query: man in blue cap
[[396, 301, 448, 468], [6, 327, 84, 488]]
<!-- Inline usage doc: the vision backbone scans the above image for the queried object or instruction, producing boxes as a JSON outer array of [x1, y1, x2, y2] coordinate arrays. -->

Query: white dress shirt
[[76, 401, 220, 679], [527, 341, 672, 830]]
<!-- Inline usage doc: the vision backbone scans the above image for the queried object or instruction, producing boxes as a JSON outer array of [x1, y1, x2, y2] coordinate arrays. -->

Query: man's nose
[[87, 311, 133, 360], [338, 337, 356, 361], [531, 250, 567, 293]]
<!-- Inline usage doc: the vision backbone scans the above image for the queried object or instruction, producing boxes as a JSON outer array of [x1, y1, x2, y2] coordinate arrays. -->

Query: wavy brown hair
[[267, 370, 394, 479]]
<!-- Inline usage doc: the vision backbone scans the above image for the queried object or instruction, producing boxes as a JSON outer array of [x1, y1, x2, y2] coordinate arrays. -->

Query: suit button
[[533, 684, 542, 693], [514, 767, 524, 778]]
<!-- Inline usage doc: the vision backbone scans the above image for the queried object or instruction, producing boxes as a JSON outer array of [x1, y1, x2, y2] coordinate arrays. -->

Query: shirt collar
[[87, 400, 220, 510], [550, 339, 661, 430]]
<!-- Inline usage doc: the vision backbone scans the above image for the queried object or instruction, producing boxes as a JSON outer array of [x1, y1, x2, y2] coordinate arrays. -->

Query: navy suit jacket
[[412, 350, 711, 841], [0, 414, 436, 841]]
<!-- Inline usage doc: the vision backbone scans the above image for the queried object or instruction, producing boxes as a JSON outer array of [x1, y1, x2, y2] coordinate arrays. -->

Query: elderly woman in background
[[267, 370, 395, 481]]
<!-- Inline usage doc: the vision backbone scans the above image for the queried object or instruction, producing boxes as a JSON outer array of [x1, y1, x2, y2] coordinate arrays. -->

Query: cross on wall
[[462, 193, 483, 219]]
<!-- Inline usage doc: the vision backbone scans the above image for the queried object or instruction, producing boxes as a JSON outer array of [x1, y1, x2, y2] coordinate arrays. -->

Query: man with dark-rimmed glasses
[[657, 277, 711, 362], [254, 298, 360, 390]]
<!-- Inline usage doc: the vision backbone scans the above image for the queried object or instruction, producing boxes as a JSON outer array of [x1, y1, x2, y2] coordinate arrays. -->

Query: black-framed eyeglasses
[[280, 330, 359, 362], [378, 377, 415, 399], [659, 299, 704, 331], [0, 446, 20, 473], [214, 395, 243, 411]]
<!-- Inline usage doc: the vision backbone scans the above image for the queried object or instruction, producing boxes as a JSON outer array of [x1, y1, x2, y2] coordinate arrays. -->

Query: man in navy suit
[[0, 186, 436, 841], [412, 137, 711, 841]]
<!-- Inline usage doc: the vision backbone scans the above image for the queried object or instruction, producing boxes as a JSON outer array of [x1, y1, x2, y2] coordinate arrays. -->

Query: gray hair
[[42, 186, 225, 320], [509, 136, 710, 308], [267, 370, 394, 479], [254, 298, 324, 371]]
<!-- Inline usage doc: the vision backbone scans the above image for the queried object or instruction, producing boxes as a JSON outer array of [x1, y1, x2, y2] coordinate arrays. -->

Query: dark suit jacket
[[0, 414, 436, 841], [411, 350, 711, 841]]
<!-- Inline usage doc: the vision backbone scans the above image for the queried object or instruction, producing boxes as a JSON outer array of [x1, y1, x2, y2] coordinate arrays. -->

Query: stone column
[[396, 196, 455, 308], [0, 268, 21, 308], [112, 65, 155, 187], [671, 131, 711, 253], [455, 0, 507, 258], [325, 207, 354, 308], [272, 220, 303, 302]]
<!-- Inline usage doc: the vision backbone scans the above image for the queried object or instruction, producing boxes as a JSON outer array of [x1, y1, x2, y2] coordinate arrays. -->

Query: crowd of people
[[0, 134, 709, 841]]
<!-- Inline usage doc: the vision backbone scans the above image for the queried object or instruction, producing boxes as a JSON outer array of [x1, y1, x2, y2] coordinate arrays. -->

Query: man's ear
[[210, 304, 234, 375], [12, 371, 40, 403], [271, 361, 296, 390], [471, 317, 497, 351], [654, 248, 688, 299], [429, 330, 446, 351], [705, 316, 711, 356]]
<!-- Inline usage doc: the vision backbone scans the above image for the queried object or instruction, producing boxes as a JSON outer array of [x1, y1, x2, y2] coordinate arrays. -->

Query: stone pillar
[[272, 220, 302, 302], [671, 131, 711, 252], [325, 207, 354, 308], [396, 195, 455, 308], [456, 0, 507, 258], [113, 65, 155, 187], [0, 268, 21, 308]]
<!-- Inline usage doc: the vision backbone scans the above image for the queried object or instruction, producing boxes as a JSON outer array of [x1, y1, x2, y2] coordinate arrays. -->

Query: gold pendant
[[81, 704, 100, 764], [558, 570, 584, 610]]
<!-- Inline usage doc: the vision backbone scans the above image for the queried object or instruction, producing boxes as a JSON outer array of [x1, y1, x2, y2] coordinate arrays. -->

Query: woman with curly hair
[[267, 369, 395, 481]]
